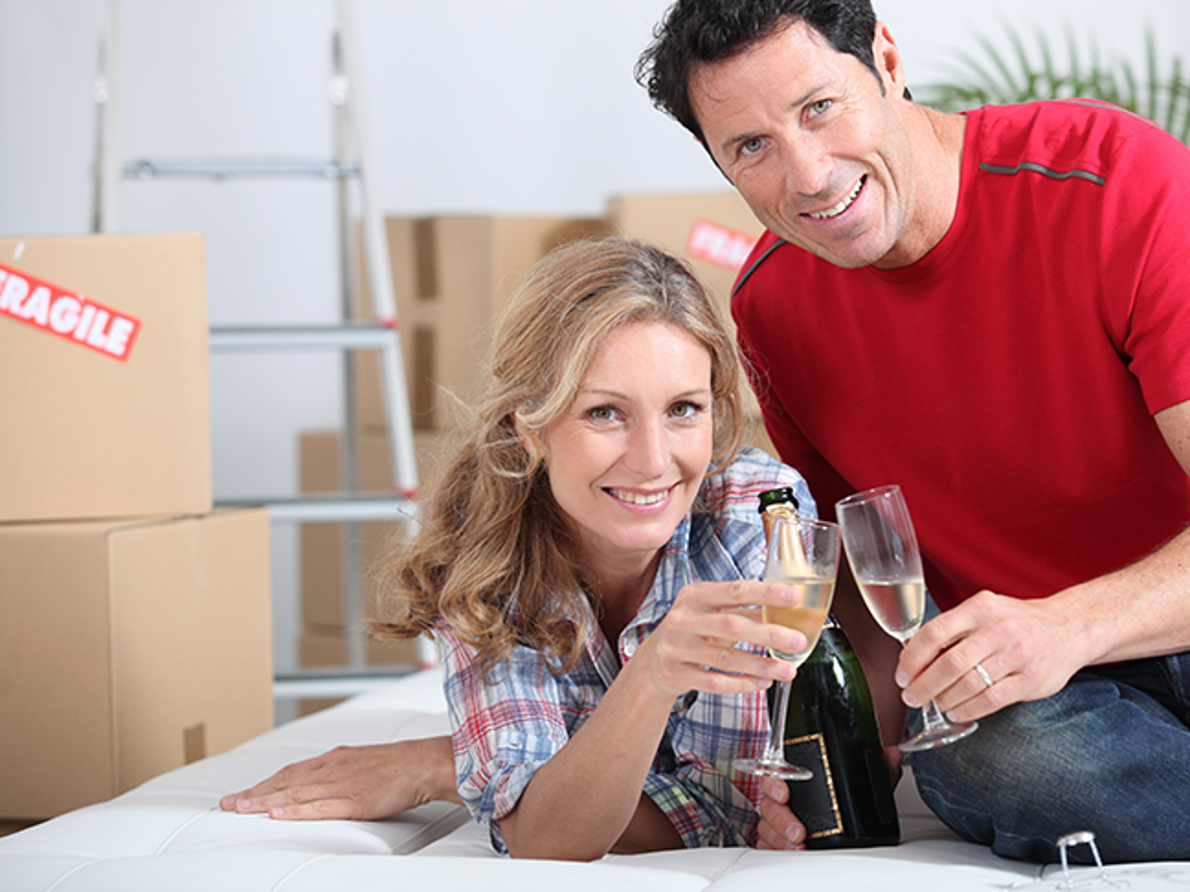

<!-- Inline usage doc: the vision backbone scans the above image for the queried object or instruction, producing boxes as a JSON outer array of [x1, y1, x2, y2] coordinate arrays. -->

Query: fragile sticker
[[0, 261, 142, 361], [686, 219, 758, 272]]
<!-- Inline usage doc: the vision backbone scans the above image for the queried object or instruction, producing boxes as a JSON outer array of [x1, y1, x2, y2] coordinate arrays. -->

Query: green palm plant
[[918, 22, 1190, 144]]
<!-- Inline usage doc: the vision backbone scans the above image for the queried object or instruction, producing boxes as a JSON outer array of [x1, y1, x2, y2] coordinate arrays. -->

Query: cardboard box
[[356, 215, 605, 432], [299, 427, 448, 632], [298, 626, 419, 668], [0, 508, 273, 820], [295, 625, 422, 717], [0, 234, 212, 523], [606, 191, 764, 326]]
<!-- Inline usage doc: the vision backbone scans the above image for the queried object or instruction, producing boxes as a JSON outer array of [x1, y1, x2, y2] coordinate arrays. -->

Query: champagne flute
[[835, 485, 977, 752], [734, 515, 840, 780]]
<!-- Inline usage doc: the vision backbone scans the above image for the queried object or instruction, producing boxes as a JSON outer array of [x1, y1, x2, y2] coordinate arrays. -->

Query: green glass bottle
[[757, 488, 899, 849], [772, 616, 900, 848]]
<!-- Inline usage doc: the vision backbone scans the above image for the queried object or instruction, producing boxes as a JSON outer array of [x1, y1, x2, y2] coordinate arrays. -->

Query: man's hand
[[896, 590, 1089, 723], [219, 736, 459, 820]]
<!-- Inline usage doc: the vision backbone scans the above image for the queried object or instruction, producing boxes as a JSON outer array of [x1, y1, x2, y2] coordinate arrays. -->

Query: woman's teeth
[[609, 488, 668, 506]]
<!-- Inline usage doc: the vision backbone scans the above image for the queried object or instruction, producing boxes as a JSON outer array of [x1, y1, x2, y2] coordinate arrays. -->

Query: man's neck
[[873, 106, 967, 270]]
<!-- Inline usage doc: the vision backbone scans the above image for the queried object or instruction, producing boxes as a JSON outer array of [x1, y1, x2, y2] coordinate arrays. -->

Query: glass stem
[[764, 678, 792, 763], [900, 639, 949, 731], [920, 696, 949, 731]]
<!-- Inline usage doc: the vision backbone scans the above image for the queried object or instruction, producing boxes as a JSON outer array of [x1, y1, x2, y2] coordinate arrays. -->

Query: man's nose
[[780, 135, 833, 200]]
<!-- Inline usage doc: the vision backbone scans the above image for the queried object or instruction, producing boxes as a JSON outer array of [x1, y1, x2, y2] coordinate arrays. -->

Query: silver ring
[[973, 662, 994, 688]]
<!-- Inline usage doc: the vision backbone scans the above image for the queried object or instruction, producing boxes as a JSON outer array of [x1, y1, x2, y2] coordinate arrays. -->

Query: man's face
[[689, 19, 923, 269]]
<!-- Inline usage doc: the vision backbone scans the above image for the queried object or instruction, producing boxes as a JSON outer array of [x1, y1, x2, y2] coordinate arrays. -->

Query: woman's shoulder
[[698, 445, 818, 520]]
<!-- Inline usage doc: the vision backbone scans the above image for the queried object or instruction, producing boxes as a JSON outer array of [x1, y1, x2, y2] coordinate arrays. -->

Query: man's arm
[[898, 399, 1190, 722]]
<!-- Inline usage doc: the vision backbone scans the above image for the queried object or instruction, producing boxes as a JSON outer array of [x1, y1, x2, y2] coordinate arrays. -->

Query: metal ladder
[[91, 0, 430, 694]]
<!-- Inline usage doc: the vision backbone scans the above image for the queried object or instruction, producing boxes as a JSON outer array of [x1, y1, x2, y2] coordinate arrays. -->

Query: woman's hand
[[636, 578, 806, 700], [219, 736, 459, 820], [754, 744, 902, 850], [754, 776, 808, 850]]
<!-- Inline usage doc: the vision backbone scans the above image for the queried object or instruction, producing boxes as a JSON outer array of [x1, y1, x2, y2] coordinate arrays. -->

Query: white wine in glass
[[836, 485, 977, 753], [735, 515, 840, 780]]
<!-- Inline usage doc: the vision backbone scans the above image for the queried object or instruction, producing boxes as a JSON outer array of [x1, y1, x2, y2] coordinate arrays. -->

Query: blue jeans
[[910, 652, 1190, 863]]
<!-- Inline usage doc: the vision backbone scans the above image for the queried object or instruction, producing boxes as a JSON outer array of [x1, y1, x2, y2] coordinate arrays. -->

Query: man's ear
[[873, 21, 907, 98]]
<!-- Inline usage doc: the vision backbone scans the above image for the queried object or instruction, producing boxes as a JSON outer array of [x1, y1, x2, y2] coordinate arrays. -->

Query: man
[[636, 0, 1190, 863]]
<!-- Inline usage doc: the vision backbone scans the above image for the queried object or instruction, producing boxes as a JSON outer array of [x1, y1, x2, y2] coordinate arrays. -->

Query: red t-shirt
[[733, 99, 1190, 610]]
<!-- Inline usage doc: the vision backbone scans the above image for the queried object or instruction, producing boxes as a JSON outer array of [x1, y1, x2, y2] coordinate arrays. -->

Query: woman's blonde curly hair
[[371, 236, 747, 676]]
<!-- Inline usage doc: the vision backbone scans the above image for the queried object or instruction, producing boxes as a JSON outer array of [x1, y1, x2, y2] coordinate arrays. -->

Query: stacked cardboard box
[[296, 428, 437, 666], [357, 214, 606, 433], [0, 234, 273, 821]]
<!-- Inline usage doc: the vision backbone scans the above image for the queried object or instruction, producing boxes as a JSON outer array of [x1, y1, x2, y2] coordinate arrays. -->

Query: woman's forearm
[[496, 660, 680, 860]]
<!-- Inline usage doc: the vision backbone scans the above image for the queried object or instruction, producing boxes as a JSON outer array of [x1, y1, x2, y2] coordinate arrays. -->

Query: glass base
[[899, 718, 978, 753], [733, 757, 813, 781]]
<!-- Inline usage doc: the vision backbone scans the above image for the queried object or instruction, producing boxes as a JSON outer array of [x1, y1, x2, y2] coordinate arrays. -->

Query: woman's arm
[[220, 736, 460, 819], [494, 578, 802, 861]]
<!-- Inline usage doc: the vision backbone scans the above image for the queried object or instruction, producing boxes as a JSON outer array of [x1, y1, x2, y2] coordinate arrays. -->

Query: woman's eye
[[670, 401, 703, 419], [588, 406, 616, 421], [809, 98, 833, 116]]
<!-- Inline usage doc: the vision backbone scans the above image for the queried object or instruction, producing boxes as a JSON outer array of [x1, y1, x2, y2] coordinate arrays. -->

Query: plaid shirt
[[439, 446, 816, 854]]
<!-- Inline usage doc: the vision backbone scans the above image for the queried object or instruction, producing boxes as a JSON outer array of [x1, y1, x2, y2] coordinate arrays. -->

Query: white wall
[[3, 0, 1187, 678]]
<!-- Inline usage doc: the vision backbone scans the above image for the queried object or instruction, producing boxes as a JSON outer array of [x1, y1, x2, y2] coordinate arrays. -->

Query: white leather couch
[[2, 667, 1185, 891]]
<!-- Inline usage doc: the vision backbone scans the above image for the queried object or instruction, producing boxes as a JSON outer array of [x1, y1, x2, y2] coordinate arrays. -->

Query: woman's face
[[537, 320, 715, 577]]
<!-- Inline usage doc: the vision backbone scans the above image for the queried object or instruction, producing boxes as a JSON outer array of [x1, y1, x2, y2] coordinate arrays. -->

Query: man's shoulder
[[972, 99, 1179, 182], [731, 229, 835, 303]]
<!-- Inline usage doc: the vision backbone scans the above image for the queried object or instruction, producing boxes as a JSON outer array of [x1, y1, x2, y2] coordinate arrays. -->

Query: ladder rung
[[210, 322, 395, 352], [273, 668, 417, 700], [122, 157, 361, 181], [216, 492, 416, 524]]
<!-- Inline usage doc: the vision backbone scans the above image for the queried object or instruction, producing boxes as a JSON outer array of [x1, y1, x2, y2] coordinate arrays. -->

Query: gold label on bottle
[[784, 732, 844, 838]]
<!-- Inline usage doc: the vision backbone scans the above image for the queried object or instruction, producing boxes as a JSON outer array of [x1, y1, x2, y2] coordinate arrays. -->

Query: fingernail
[[895, 670, 909, 688], [902, 691, 919, 708]]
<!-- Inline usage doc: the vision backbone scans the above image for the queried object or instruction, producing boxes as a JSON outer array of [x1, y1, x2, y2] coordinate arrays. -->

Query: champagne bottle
[[773, 617, 899, 847], [757, 488, 900, 849]]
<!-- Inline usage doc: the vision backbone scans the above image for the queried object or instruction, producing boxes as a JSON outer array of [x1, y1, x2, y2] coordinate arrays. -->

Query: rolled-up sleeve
[[440, 629, 582, 853]]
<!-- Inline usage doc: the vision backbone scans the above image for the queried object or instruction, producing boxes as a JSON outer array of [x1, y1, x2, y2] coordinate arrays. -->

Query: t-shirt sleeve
[[1102, 122, 1190, 415]]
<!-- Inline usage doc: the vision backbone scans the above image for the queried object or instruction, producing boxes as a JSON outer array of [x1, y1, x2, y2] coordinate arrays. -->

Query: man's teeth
[[610, 488, 668, 505], [809, 177, 864, 220]]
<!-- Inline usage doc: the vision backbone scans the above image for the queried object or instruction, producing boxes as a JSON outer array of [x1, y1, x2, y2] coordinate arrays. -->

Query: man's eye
[[740, 137, 765, 156]]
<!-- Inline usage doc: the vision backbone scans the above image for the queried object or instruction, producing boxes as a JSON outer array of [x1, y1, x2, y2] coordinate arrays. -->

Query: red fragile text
[[0, 262, 142, 361], [686, 220, 758, 273]]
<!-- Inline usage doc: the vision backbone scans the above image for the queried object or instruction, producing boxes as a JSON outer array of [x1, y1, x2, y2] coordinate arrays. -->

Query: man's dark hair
[[635, 0, 880, 148]]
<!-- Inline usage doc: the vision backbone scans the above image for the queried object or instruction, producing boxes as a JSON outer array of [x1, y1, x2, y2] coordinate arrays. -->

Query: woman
[[224, 237, 816, 858]]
